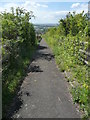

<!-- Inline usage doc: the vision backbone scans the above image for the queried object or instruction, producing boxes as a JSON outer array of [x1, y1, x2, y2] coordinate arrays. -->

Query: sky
[[0, 0, 88, 24]]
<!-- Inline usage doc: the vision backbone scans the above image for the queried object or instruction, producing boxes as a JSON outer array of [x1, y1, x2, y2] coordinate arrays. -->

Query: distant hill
[[34, 23, 58, 27], [34, 23, 58, 34]]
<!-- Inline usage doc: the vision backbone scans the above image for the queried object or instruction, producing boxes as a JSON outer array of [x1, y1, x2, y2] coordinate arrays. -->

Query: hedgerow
[[43, 11, 90, 118], [1, 7, 36, 116]]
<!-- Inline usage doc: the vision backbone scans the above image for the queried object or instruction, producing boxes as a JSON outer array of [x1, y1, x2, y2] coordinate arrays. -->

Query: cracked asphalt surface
[[8, 39, 80, 118]]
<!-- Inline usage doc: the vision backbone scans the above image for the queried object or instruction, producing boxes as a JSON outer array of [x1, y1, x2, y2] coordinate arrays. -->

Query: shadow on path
[[36, 53, 54, 61], [28, 65, 43, 73], [37, 45, 47, 50], [6, 43, 49, 118]]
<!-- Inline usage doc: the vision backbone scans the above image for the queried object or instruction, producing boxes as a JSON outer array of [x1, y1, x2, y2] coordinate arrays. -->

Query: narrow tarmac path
[[9, 39, 80, 118]]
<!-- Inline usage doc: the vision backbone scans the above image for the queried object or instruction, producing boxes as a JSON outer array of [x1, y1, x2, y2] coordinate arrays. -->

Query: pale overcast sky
[[0, 1, 88, 24]]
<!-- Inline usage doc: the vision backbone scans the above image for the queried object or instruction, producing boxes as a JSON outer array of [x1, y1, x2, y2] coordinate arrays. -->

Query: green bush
[[43, 11, 89, 118], [1, 7, 37, 116]]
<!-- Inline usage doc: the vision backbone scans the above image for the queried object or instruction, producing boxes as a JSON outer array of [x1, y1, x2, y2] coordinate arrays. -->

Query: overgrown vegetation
[[1, 7, 37, 116], [43, 11, 90, 118]]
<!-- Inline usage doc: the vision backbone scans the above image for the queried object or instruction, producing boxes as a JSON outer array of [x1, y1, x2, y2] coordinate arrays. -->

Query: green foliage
[[1, 7, 36, 116], [44, 11, 89, 118], [58, 11, 87, 36]]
